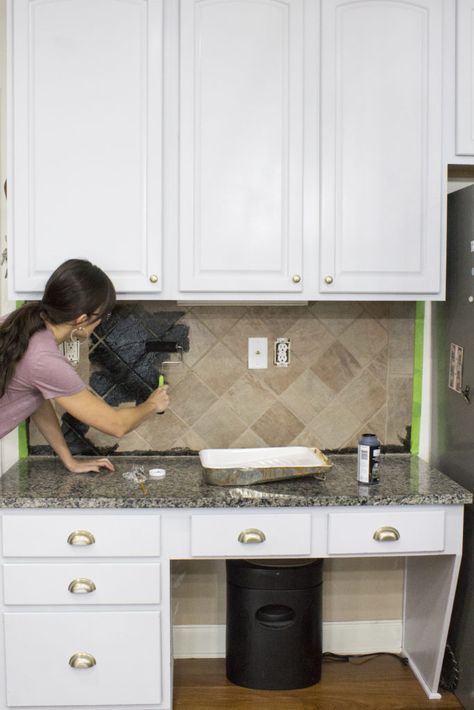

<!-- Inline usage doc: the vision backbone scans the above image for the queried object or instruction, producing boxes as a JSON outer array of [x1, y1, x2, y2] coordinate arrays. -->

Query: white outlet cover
[[248, 337, 268, 369]]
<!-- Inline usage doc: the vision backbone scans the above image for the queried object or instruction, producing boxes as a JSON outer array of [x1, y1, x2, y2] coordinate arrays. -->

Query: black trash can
[[226, 558, 323, 690]]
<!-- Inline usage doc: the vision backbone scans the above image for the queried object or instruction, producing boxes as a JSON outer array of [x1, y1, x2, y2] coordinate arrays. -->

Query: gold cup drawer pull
[[69, 652, 96, 669], [238, 528, 266, 544], [373, 526, 400, 542], [67, 530, 96, 546], [68, 578, 96, 594]]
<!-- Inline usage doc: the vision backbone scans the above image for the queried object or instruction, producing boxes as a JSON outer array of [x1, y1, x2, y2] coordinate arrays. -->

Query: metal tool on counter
[[122, 465, 148, 493]]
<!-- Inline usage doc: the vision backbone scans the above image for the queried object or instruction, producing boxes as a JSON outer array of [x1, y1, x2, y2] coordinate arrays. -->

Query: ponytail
[[0, 302, 46, 397]]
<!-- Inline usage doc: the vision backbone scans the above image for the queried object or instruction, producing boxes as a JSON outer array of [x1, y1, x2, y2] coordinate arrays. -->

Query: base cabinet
[[0, 511, 167, 709], [4, 612, 162, 707], [0, 505, 465, 708]]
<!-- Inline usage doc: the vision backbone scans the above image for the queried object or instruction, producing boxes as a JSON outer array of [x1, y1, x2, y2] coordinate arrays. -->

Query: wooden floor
[[173, 657, 463, 709]]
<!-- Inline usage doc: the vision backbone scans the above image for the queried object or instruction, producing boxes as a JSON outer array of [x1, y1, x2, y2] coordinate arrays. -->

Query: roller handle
[[157, 374, 165, 415]]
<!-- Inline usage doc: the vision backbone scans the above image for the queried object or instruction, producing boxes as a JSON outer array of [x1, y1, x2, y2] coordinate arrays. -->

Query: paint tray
[[199, 446, 332, 486]]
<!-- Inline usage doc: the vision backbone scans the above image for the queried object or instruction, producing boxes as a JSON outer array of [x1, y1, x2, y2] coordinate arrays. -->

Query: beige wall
[[31, 301, 415, 455], [172, 557, 404, 626]]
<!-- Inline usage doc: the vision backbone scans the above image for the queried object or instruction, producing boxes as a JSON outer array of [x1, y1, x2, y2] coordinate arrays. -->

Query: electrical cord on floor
[[322, 652, 409, 668], [439, 644, 460, 691], [323, 647, 461, 693]]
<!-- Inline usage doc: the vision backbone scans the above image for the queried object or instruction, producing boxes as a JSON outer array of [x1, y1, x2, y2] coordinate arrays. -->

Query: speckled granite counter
[[0, 454, 471, 508]]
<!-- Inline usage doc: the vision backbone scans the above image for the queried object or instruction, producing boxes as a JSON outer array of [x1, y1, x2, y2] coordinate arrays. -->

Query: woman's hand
[[65, 457, 115, 474], [147, 384, 170, 414]]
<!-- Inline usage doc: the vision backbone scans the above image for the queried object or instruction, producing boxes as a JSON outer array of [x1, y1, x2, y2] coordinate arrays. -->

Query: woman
[[0, 259, 169, 473]]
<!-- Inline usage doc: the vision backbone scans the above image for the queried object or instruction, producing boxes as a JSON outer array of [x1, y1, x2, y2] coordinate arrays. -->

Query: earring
[[70, 327, 84, 344]]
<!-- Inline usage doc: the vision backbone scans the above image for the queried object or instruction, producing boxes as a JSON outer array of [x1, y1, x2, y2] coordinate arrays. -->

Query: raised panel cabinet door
[[4, 611, 161, 706], [9, 0, 163, 296], [456, 0, 474, 155], [320, 0, 444, 295], [179, 0, 304, 293]]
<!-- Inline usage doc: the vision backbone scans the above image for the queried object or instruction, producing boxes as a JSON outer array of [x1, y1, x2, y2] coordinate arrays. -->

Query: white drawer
[[2, 514, 160, 557], [4, 611, 161, 707], [3, 563, 161, 605], [328, 510, 446, 555], [191, 513, 311, 557]]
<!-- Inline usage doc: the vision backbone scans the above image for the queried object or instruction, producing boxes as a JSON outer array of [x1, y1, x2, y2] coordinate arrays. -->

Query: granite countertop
[[0, 454, 471, 509]]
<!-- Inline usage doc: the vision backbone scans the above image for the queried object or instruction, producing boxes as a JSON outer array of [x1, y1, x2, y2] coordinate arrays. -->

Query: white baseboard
[[172, 620, 402, 659]]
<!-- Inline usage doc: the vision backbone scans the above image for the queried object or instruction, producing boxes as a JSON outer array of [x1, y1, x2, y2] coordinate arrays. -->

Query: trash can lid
[[226, 558, 323, 590], [247, 559, 316, 567]]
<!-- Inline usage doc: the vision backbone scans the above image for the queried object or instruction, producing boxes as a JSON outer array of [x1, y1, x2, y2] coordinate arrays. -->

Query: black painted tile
[[103, 376, 151, 406], [92, 304, 132, 342], [90, 342, 132, 381], [48, 306, 191, 457], [142, 310, 186, 338], [61, 417, 100, 457], [89, 371, 115, 398]]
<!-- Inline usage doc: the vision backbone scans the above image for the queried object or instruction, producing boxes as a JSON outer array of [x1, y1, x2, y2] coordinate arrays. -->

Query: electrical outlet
[[248, 337, 268, 369], [60, 340, 80, 366], [274, 338, 290, 367]]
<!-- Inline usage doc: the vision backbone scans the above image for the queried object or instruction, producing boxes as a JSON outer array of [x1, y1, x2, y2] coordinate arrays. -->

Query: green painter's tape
[[15, 301, 28, 459], [410, 302, 425, 456], [18, 421, 28, 459]]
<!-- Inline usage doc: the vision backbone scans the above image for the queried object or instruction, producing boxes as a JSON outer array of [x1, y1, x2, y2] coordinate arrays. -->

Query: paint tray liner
[[199, 446, 332, 486]]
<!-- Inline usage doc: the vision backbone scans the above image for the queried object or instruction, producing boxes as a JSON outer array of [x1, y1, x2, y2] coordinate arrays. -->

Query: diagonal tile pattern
[[28, 302, 415, 455]]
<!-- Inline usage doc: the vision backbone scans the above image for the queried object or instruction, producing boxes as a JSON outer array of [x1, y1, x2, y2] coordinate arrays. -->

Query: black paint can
[[357, 433, 380, 484]]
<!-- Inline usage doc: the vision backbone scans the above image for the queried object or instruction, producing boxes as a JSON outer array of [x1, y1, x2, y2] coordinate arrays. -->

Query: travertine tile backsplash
[[29, 301, 415, 454]]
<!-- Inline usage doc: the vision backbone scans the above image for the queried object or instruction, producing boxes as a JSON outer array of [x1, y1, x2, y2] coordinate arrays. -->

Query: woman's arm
[[54, 385, 169, 438], [31, 400, 114, 473]]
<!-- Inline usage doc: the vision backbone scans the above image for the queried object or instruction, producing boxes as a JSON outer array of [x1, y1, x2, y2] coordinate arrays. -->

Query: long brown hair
[[0, 259, 116, 397]]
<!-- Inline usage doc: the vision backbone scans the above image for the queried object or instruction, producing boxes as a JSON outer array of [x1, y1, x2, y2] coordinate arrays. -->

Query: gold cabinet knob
[[373, 526, 400, 542], [149, 274, 158, 283], [292, 274, 301, 284], [324, 275, 333, 285], [68, 578, 97, 594], [67, 530, 96, 546], [69, 652, 96, 669], [238, 528, 266, 544]]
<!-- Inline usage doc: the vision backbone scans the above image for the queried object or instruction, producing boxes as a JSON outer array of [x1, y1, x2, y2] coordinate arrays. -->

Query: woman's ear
[[75, 314, 89, 326]]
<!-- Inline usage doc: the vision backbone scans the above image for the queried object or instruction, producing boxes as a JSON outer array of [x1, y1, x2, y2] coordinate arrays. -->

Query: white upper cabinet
[[455, 0, 474, 158], [7, 0, 450, 300], [178, 0, 305, 295], [9, 0, 163, 296], [320, 0, 445, 297]]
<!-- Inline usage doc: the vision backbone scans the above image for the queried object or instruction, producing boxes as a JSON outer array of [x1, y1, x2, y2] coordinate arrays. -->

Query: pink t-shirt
[[0, 327, 86, 438]]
